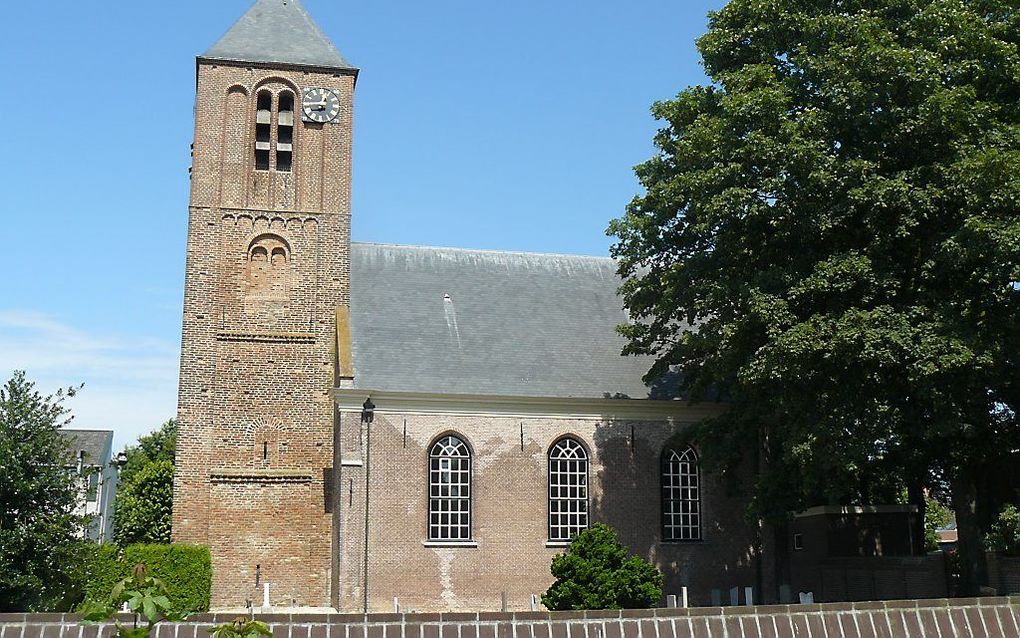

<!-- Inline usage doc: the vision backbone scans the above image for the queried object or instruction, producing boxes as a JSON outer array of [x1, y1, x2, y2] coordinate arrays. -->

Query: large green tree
[[0, 371, 87, 611], [112, 419, 176, 545], [608, 0, 1019, 596]]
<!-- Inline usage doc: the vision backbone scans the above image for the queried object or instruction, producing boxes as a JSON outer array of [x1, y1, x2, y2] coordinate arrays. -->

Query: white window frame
[[662, 447, 702, 541], [428, 435, 472, 542], [548, 437, 589, 542]]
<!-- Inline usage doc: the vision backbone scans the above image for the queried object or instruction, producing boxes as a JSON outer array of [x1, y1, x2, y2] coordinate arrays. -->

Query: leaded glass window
[[662, 447, 701, 541], [428, 435, 471, 541], [548, 437, 589, 542]]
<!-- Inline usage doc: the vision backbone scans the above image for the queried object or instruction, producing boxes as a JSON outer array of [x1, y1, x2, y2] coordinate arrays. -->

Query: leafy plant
[[114, 420, 176, 545], [0, 371, 87, 611], [986, 505, 1020, 557], [924, 495, 953, 554], [81, 563, 182, 638], [542, 524, 663, 610], [208, 618, 272, 638]]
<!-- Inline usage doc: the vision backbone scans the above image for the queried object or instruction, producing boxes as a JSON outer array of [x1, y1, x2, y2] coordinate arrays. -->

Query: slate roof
[[203, 0, 355, 71], [349, 243, 679, 400], [58, 429, 113, 467]]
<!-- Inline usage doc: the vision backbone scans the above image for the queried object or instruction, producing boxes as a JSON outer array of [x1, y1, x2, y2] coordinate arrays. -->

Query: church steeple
[[202, 0, 355, 70]]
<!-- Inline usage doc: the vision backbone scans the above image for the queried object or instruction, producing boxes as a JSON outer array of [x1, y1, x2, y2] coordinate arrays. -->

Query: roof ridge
[[351, 241, 615, 262]]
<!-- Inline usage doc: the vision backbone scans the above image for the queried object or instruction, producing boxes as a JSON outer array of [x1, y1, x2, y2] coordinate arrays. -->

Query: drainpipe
[[363, 420, 370, 613], [361, 397, 374, 613]]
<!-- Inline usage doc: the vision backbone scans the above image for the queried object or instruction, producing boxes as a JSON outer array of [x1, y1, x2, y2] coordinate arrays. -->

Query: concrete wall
[[4, 598, 1020, 638]]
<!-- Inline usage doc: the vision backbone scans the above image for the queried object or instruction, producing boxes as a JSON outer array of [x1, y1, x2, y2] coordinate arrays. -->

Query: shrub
[[986, 505, 1020, 557], [923, 495, 953, 554], [79, 544, 211, 617], [542, 524, 663, 610], [73, 543, 124, 608]]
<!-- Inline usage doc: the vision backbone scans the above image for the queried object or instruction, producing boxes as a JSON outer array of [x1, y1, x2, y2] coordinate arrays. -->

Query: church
[[172, 0, 763, 612]]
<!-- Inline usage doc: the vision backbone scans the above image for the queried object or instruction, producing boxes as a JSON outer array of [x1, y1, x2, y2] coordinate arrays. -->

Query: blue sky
[[0, 0, 724, 449]]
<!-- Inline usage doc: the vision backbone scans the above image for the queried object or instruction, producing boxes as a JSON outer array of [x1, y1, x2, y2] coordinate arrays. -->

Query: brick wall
[[4, 598, 1020, 638], [334, 409, 759, 613], [173, 57, 355, 609]]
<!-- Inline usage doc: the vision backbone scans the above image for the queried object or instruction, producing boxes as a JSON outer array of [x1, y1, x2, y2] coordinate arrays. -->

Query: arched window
[[276, 91, 294, 172], [254, 91, 272, 170], [253, 89, 295, 172], [662, 447, 701, 541], [548, 437, 589, 542], [428, 435, 471, 541]]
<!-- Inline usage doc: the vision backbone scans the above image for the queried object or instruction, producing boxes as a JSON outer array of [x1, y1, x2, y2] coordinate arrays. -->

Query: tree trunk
[[951, 473, 988, 596]]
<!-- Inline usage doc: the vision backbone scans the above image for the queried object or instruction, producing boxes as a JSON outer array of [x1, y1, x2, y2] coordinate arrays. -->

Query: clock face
[[301, 87, 340, 123]]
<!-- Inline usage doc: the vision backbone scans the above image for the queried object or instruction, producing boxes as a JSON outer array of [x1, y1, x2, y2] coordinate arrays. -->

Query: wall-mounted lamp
[[361, 397, 375, 424], [115, 451, 129, 469]]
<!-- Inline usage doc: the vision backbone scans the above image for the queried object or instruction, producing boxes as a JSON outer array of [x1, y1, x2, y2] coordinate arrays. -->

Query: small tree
[[986, 505, 1020, 557], [114, 420, 176, 545], [81, 563, 181, 638], [542, 524, 663, 611], [0, 371, 86, 611]]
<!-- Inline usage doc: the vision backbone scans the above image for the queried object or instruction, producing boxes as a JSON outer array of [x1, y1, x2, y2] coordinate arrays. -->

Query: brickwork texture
[[173, 57, 356, 609], [5, 598, 1020, 638]]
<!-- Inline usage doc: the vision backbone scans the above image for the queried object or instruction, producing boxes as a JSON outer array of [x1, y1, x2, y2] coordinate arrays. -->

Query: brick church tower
[[173, 0, 356, 608]]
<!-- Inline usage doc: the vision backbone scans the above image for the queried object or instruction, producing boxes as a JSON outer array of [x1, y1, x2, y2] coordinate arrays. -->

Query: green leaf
[[141, 597, 158, 623]]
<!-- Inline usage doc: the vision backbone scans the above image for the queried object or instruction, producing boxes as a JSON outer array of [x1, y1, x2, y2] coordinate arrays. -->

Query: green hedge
[[79, 543, 211, 617]]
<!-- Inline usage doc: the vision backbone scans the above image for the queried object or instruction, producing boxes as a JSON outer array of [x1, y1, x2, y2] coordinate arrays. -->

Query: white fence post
[[680, 587, 689, 608]]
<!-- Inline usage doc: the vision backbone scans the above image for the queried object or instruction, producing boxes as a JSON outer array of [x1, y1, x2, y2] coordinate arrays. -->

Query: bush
[[923, 495, 953, 554], [986, 505, 1020, 557], [542, 524, 663, 610], [79, 544, 211, 617]]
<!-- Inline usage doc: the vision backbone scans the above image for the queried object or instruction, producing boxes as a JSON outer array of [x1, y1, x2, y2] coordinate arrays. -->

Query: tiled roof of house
[[58, 429, 113, 467]]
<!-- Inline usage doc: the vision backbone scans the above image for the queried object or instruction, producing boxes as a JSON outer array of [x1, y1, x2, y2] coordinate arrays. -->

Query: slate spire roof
[[203, 0, 355, 70]]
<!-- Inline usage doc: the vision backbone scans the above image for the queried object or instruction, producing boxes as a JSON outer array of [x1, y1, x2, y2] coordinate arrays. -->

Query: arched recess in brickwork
[[246, 233, 290, 300], [248, 417, 284, 467], [222, 86, 249, 206], [427, 433, 473, 542]]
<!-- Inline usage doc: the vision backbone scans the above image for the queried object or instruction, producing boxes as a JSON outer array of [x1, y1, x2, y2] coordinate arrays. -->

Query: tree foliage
[[608, 0, 1020, 595], [0, 371, 87, 611], [986, 505, 1020, 557], [542, 524, 663, 610], [924, 494, 953, 553], [113, 420, 176, 545]]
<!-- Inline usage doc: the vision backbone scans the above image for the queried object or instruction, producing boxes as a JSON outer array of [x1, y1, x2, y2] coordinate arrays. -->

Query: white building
[[59, 429, 118, 542]]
